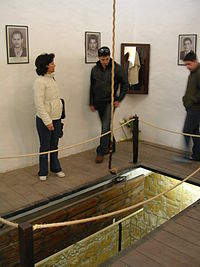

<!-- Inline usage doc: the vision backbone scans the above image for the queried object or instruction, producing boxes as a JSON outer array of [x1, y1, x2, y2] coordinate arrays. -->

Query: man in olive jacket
[[182, 52, 200, 161], [89, 46, 129, 163]]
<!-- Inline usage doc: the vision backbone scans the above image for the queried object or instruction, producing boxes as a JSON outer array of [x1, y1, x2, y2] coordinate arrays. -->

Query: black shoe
[[189, 156, 200, 161], [172, 156, 191, 163]]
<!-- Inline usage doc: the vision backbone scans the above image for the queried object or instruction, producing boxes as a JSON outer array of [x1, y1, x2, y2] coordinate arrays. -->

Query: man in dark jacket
[[182, 52, 200, 161], [89, 46, 129, 163]]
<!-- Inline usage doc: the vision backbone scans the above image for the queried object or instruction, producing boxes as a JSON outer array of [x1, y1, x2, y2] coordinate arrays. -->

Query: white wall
[[121, 0, 200, 150], [0, 0, 199, 172], [0, 0, 135, 172]]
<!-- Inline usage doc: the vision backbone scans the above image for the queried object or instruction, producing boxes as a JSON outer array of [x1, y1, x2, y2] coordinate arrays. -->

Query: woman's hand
[[47, 123, 54, 131]]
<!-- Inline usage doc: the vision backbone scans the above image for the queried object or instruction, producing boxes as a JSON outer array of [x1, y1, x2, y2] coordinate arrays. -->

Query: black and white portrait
[[85, 31, 101, 63], [6, 25, 29, 64], [178, 34, 197, 65]]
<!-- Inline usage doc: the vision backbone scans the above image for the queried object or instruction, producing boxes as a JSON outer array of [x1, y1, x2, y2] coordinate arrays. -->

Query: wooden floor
[[0, 140, 200, 216], [102, 199, 200, 267]]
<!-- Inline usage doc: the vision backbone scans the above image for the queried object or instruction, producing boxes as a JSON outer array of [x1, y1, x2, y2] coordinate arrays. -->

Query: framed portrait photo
[[178, 34, 197, 65], [6, 25, 29, 64], [85, 31, 101, 63]]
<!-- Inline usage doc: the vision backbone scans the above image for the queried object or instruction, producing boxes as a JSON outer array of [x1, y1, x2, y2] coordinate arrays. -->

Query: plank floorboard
[[173, 214, 200, 232], [1, 140, 200, 266], [152, 229, 200, 261], [161, 220, 200, 246], [108, 250, 163, 267], [0, 140, 199, 216], [135, 238, 199, 267]]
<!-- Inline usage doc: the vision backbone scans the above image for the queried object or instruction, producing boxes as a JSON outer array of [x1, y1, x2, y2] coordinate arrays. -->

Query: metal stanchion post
[[133, 115, 139, 163]]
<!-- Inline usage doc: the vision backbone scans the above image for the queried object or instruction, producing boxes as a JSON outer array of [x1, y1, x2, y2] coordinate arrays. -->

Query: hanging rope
[[0, 118, 135, 160], [141, 119, 200, 138], [0, 165, 199, 230], [0, 217, 18, 229], [0, 117, 200, 160], [33, 166, 200, 230], [109, 0, 117, 175]]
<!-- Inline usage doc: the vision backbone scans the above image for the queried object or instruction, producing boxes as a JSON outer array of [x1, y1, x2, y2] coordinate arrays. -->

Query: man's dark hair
[[88, 34, 98, 43], [12, 30, 23, 39], [98, 46, 110, 57], [35, 53, 55, 76], [183, 51, 197, 62], [183, 37, 192, 44]]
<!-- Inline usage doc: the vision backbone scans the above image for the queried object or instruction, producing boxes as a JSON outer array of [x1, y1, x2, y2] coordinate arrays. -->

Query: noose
[[108, 0, 118, 175]]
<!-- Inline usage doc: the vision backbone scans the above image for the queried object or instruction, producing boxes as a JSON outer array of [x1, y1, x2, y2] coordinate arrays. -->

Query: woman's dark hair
[[35, 53, 55, 76]]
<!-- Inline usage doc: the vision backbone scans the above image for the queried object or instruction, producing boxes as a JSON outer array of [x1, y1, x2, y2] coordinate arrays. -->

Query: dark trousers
[[183, 109, 200, 160], [36, 116, 62, 176], [95, 103, 116, 155]]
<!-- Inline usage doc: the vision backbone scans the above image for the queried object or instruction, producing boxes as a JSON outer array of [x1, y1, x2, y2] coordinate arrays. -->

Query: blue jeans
[[36, 116, 62, 176], [95, 103, 116, 155], [183, 109, 200, 160]]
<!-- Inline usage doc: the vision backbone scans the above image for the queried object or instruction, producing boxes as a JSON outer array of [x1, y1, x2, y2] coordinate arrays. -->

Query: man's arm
[[89, 68, 95, 111], [117, 64, 129, 102], [195, 70, 200, 103]]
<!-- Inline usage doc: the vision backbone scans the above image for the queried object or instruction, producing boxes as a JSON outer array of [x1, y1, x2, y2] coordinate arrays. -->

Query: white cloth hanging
[[128, 51, 141, 85]]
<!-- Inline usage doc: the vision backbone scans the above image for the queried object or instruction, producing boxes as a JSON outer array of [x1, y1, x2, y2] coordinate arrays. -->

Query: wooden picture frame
[[85, 31, 101, 63], [6, 25, 29, 64], [178, 34, 197, 66], [121, 43, 150, 94]]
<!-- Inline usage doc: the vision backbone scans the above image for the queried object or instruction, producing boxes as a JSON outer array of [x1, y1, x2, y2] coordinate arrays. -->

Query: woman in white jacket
[[34, 53, 65, 181]]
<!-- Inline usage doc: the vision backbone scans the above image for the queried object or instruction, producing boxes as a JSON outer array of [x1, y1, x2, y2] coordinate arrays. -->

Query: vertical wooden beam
[[18, 222, 34, 267], [133, 115, 139, 163]]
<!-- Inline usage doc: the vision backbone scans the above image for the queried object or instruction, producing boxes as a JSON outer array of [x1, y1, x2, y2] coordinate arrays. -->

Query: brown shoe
[[95, 155, 104, 163]]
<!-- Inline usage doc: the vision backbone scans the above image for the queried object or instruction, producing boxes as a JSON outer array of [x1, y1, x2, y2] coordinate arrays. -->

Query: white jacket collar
[[45, 72, 55, 78]]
